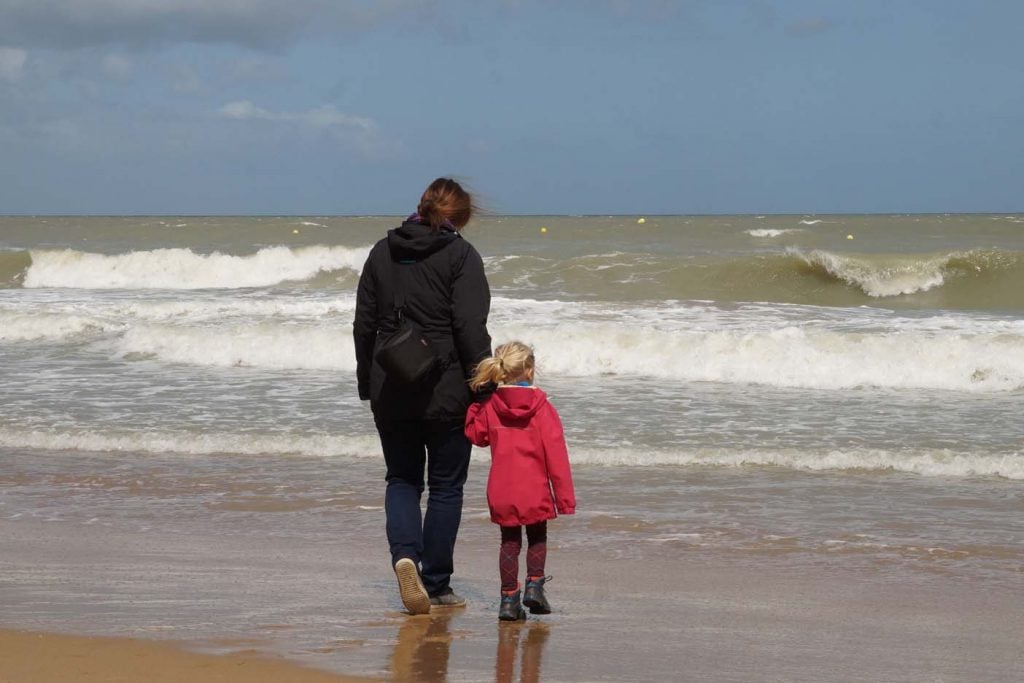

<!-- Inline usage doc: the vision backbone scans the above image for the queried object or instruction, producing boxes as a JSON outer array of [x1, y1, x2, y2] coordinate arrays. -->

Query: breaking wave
[[19, 245, 369, 289]]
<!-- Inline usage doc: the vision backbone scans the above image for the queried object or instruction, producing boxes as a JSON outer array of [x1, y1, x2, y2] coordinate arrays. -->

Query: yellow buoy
[[540, 227, 548, 234], [846, 234, 854, 240], [637, 217, 646, 224], [293, 229, 300, 234]]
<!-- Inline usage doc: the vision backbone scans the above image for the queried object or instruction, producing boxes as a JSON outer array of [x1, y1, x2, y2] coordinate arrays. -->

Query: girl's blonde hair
[[469, 341, 535, 391]]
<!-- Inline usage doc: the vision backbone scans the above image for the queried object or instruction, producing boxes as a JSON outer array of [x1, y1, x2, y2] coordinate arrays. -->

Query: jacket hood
[[490, 386, 548, 421], [387, 220, 460, 260]]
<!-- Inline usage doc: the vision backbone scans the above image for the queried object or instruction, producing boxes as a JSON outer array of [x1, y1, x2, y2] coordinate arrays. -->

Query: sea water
[[1, 214, 1022, 598]]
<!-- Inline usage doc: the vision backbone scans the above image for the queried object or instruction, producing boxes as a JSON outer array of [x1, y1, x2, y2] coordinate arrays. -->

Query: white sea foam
[[564, 446, 1024, 479], [0, 427, 382, 459], [0, 297, 355, 342], [793, 249, 952, 297], [498, 321, 1024, 392], [22, 245, 370, 289], [0, 312, 121, 341], [5, 291, 1022, 392], [746, 229, 800, 237], [89, 318, 1024, 392], [2, 425, 1017, 479], [113, 323, 355, 370], [799, 219, 824, 225]]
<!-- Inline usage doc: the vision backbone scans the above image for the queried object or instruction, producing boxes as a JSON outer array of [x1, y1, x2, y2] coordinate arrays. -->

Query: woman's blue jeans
[[376, 419, 471, 597]]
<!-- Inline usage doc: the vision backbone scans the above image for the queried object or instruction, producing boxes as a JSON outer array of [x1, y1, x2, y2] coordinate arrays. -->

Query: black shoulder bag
[[374, 254, 441, 385]]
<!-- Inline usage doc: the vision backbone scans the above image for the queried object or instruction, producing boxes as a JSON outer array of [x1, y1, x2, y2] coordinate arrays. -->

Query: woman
[[353, 178, 491, 614]]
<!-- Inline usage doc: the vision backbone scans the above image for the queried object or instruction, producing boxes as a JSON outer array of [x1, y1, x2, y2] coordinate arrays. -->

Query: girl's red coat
[[465, 386, 576, 526]]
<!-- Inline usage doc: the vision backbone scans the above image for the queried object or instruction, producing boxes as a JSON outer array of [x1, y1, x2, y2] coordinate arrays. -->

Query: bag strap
[[388, 244, 414, 322], [386, 242, 457, 370]]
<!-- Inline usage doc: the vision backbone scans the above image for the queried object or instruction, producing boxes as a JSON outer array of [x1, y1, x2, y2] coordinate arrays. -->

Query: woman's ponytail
[[417, 178, 475, 231]]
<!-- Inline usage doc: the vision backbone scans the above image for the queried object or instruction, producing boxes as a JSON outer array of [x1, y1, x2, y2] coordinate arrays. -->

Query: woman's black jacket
[[353, 220, 492, 422]]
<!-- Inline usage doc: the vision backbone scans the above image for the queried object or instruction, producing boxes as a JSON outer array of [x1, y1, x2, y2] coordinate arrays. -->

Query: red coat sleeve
[[464, 401, 491, 447], [539, 403, 576, 515]]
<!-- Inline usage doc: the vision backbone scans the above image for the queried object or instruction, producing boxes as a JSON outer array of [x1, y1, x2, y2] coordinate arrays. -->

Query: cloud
[[0, 47, 28, 82], [219, 100, 374, 130], [101, 53, 133, 80], [169, 63, 205, 94], [0, 0, 423, 51], [217, 100, 396, 157], [786, 17, 833, 37]]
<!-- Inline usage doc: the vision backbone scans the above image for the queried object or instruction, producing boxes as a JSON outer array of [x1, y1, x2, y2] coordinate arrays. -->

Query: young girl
[[465, 341, 576, 620]]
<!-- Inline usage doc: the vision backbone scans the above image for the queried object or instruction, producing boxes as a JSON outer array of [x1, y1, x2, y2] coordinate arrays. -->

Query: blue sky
[[0, 1, 1021, 215]]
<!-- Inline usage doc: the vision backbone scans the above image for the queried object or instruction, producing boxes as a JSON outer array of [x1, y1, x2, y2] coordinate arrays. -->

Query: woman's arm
[[353, 249, 380, 400], [450, 243, 492, 379]]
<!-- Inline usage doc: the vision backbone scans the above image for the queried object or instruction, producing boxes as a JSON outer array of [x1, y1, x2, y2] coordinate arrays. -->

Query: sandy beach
[[0, 629, 378, 683], [2, 458, 1022, 682], [3, 214, 1023, 681]]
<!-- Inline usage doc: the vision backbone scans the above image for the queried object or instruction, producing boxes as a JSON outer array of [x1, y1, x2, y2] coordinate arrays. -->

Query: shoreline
[[3, 512, 1022, 682], [0, 629, 379, 683]]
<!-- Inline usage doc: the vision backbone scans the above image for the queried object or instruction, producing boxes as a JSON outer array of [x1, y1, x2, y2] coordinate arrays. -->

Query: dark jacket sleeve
[[451, 243, 492, 380], [353, 248, 379, 400]]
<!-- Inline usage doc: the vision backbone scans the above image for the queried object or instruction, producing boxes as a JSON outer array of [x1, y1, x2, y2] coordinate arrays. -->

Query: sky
[[0, 0, 1021, 215]]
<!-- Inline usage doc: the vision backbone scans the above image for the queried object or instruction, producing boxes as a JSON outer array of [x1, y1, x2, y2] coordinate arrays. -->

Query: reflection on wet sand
[[389, 613, 453, 683], [496, 621, 550, 683], [388, 612, 551, 683]]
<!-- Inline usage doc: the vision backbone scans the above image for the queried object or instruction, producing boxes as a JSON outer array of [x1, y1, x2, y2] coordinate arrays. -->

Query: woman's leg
[[377, 420, 427, 567], [420, 421, 472, 596], [499, 525, 523, 592]]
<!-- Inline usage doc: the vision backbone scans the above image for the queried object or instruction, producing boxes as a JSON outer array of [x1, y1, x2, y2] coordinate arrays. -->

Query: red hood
[[490, 386, 548, 421]]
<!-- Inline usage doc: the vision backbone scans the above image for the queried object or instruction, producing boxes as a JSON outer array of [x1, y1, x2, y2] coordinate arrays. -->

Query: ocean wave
[[5, 293, 1023, 391], [94, 320, 1024, 393], [0, 250, 31, 287], [484, 247, 1024, 310], [1, 426, 1018, 479], [567, 446, 1024, 479], [111, 323, 353, 370], [21, 245, 370, 289], [745, 229, 801, 238], [507, 323, 1024, 392], [0, 427, 381, 459], [790, 247, 1024, 299], [794, 249, 948, 297]]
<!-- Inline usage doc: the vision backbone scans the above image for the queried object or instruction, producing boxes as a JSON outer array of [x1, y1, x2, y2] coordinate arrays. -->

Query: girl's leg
[[523, 522, 551, 614], [524, 521, 548, 580], [499, 525, 523, 593]]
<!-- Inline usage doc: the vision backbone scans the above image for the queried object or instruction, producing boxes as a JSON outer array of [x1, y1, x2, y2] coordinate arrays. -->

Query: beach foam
[[745, 228, 801, 237], [793, 249, 952, 297], [0, 427, 381, 459], [100, 320, 1024, 392], [22, 245, 370, 289], [2, 425, 1018, 479], [564, 446, 1024, 479]]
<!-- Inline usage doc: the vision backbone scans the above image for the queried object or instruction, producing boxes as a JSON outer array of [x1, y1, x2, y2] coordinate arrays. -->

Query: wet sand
[[2, 508, 1022, 682], [0, 629, 378, 682]]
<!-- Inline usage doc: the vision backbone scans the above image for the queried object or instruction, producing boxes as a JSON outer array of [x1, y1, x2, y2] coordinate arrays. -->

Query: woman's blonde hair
[[469, 341, 536, 391]]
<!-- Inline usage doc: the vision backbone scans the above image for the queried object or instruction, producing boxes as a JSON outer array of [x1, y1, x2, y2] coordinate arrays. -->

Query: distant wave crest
[[2, 426, 1018, 479], [21, 245, 370, 289], [790, 248, 1021, 298]]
